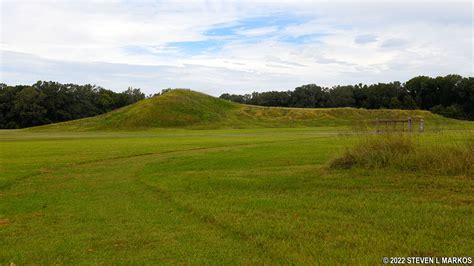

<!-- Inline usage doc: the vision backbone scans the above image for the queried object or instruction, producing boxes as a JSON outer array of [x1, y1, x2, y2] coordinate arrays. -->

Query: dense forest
[[220, 75, 474, 120], [0, 81, 145, 129]]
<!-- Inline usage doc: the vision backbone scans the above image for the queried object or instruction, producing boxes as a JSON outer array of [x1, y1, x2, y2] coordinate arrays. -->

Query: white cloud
[[0, 0, 472, 94], [354, 34, 378, 44]]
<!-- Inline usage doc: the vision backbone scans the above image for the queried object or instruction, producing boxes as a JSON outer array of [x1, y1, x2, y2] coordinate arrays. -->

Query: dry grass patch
[[330, 133, 474, 176]]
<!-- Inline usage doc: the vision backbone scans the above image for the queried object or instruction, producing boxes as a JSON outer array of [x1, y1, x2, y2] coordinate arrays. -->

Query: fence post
[[419, 119, 424, 132], [408, 117, 412, 132]]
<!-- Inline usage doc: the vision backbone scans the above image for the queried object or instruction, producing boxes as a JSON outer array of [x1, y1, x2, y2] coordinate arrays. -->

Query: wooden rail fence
[[374, 117, 424, 133]]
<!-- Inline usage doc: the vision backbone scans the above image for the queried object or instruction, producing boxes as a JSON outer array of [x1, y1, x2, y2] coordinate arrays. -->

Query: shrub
[[330, 134, 474, 176]]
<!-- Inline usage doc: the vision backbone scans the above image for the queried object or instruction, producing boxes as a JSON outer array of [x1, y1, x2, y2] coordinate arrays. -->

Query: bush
[[430, 104, 465, 120], [330, 134, 474, 176]]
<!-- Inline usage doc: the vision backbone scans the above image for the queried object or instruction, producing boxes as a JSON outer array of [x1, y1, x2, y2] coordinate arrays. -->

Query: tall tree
[[0, 81, 146, 129]]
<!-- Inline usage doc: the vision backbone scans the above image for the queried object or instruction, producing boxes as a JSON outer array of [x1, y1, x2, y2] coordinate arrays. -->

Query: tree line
[[1, 75, 472, 129], [220, 74, 474, 120], [0, 81, 145, 129]]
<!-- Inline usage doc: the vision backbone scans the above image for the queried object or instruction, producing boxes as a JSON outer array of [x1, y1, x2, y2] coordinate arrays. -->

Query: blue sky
[[0, 0, 472, 95], [123, 13, 316, 57]]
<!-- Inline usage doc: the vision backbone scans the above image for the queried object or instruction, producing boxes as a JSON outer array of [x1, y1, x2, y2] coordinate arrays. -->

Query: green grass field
[[1, 90, 473, 264]]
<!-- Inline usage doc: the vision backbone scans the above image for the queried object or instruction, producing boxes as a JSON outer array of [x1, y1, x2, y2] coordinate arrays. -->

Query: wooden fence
[[374, 117, 424, 133]]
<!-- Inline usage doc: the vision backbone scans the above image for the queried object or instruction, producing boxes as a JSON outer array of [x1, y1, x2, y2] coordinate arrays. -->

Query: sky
[[0, 0, 472, 96]]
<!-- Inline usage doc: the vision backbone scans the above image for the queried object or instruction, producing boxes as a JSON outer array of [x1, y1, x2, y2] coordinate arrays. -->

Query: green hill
[[31, 89, 469, 131]]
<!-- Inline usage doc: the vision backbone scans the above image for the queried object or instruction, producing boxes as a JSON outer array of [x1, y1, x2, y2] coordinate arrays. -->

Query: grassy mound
[[31, 89, 467, 131], [34, 89, 239, 130], [330, 133, 474, 176]]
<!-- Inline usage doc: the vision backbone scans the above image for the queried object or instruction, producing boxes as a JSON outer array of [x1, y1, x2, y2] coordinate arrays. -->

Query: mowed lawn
[[0, 128, 472, 264]]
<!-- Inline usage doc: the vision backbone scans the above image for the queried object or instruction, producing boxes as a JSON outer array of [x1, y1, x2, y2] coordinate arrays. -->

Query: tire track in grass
[[0, 136, 329, 190], [136, 171, 292, 264], [15, 139, 295, 262], [131, 140, 313, 263]]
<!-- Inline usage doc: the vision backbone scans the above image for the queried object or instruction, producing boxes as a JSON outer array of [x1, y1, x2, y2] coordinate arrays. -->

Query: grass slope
[[30, 89, 465, 131]]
